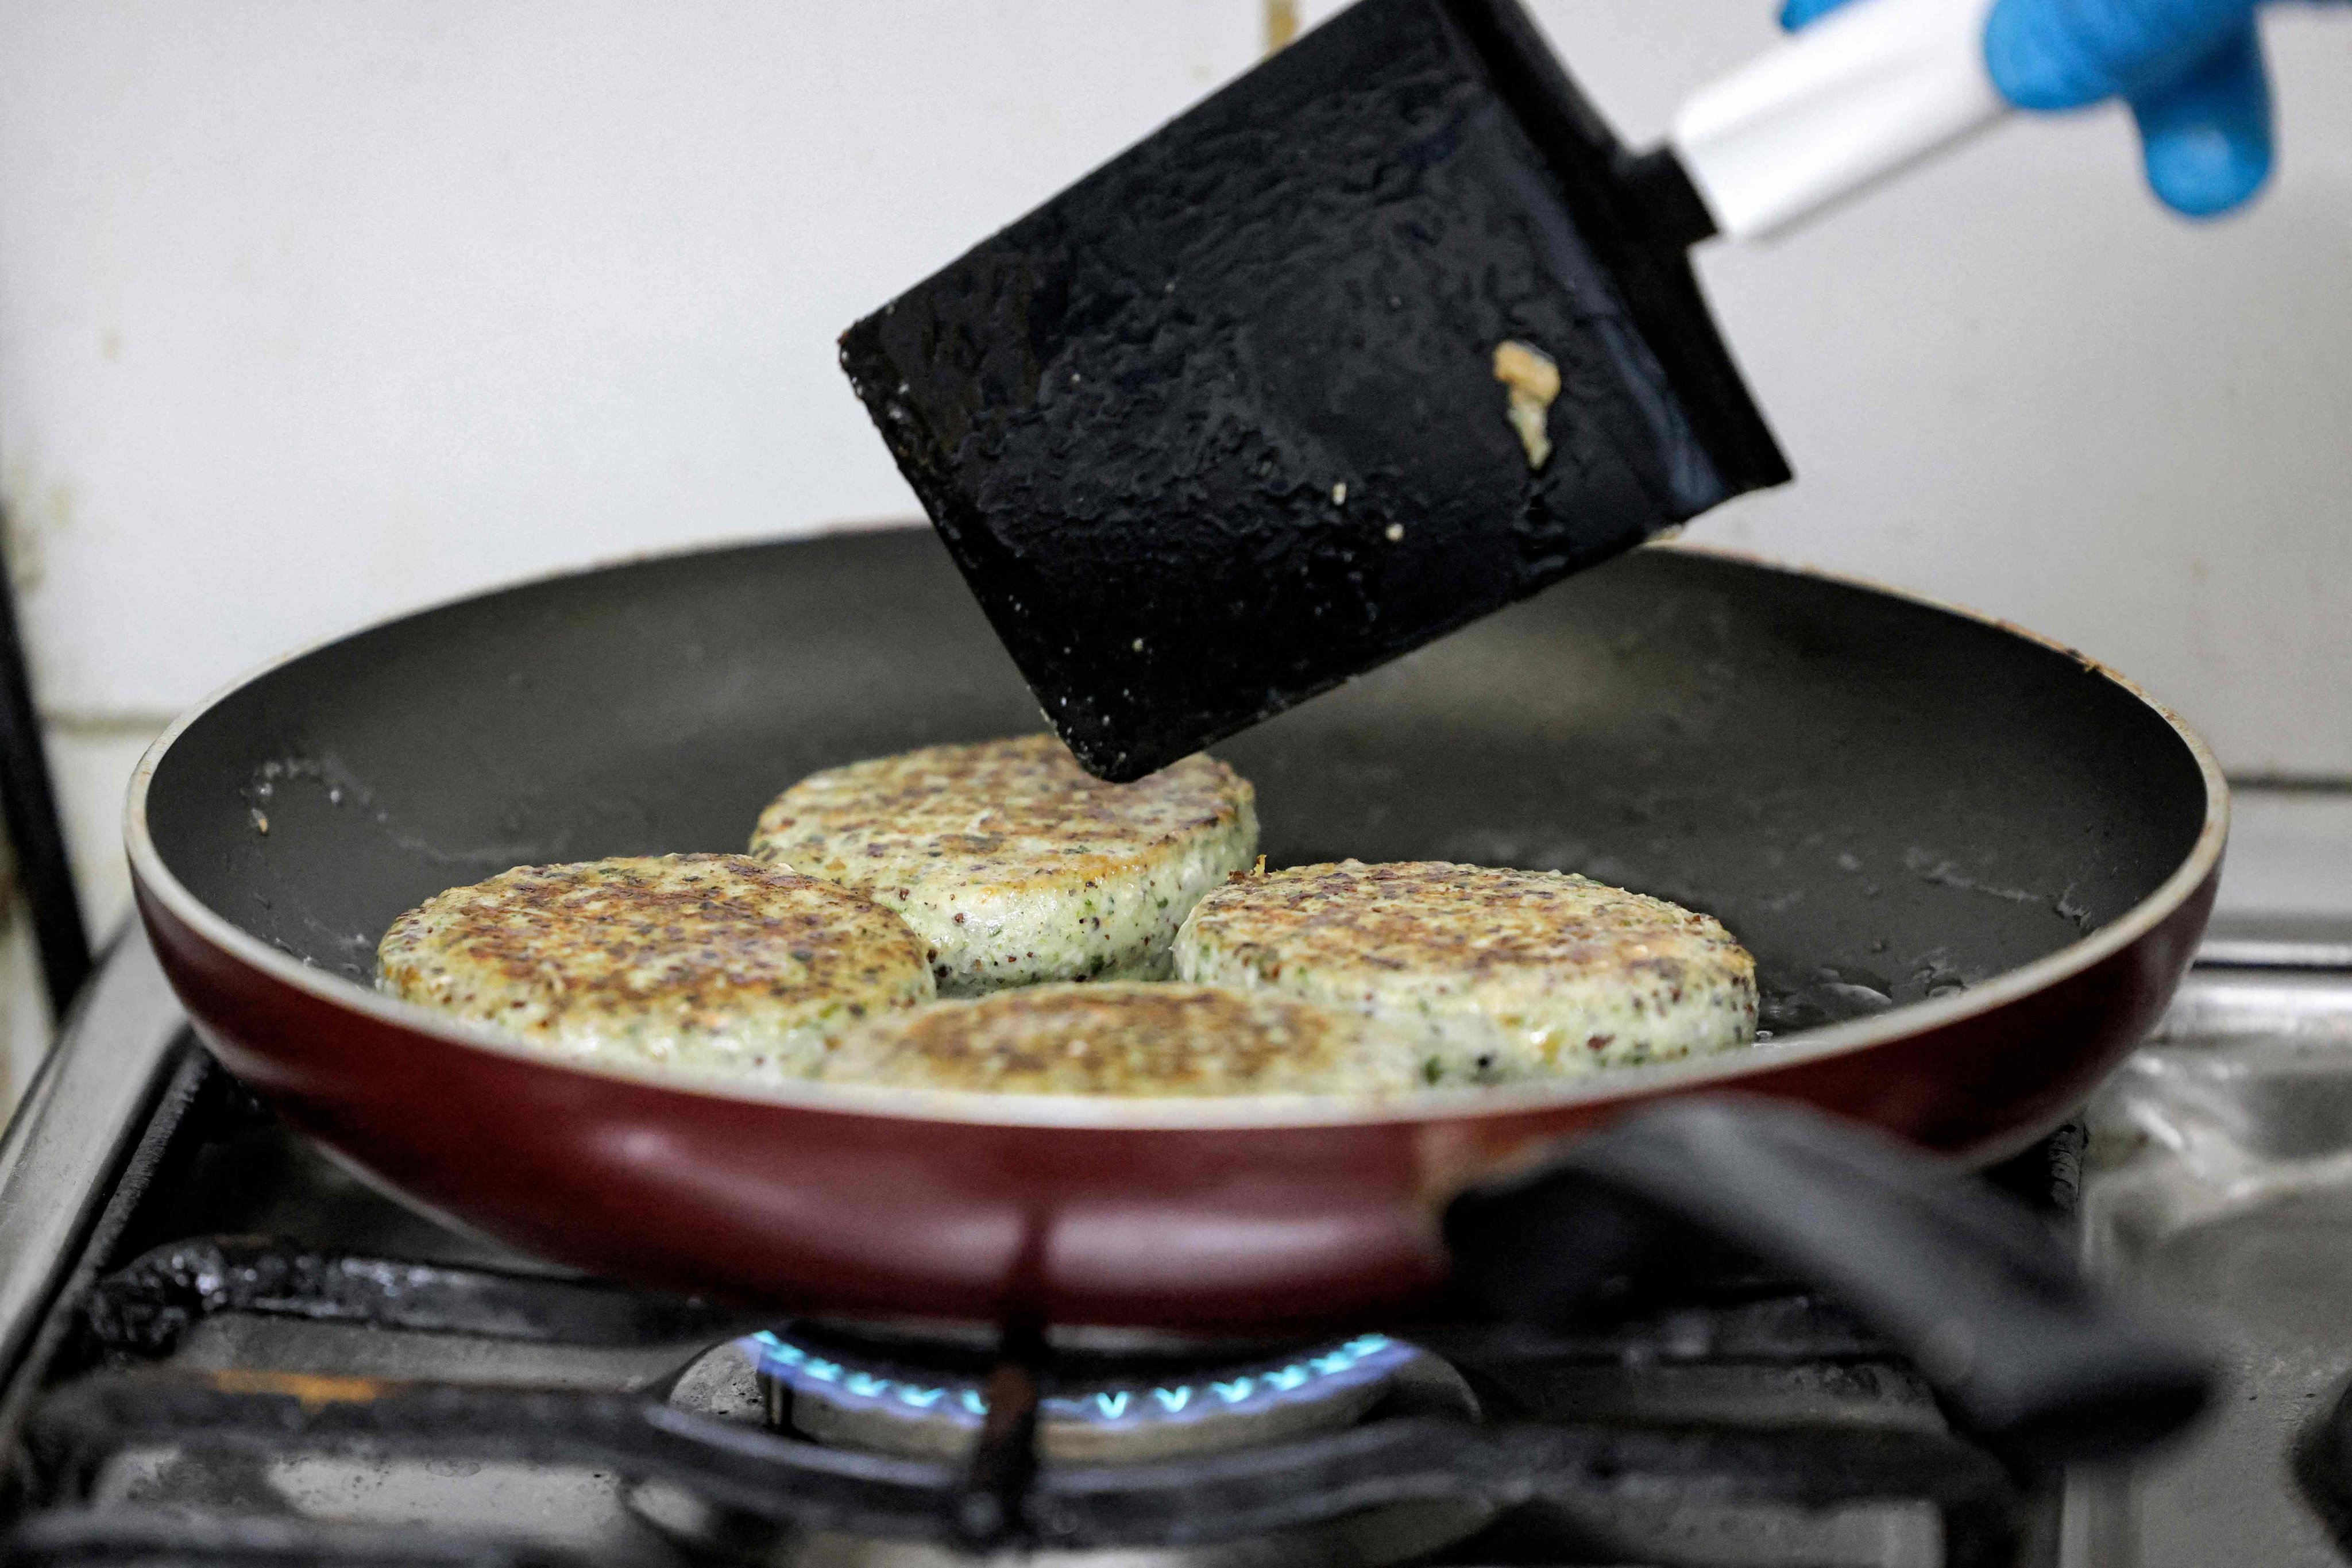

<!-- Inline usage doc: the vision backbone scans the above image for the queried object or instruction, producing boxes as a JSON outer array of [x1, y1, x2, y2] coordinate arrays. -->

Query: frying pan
[[127, 525, 2224, 1451]]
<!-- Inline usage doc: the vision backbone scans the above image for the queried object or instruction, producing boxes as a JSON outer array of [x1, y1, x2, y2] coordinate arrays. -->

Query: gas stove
[[0, 928, 2343, 1568]]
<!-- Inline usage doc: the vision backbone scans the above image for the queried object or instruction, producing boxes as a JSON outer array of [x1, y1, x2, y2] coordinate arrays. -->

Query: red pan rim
[[124, 530, 2230, 1133]]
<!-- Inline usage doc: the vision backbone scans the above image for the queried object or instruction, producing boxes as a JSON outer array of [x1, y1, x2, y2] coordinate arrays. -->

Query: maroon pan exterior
[[134, 852, 2218, 1334], [123, 532, 2230, 1333]]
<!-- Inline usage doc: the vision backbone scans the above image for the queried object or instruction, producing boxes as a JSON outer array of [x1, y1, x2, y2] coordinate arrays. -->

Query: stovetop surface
[[15, 1087, 2027, 1568], [2, 930, 2347, 1568]]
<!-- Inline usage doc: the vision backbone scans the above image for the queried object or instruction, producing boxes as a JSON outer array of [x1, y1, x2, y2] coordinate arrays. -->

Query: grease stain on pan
[[245, 751, 556, 870], [1901, 848, 2096, 934], [240, 751, 563, 980]]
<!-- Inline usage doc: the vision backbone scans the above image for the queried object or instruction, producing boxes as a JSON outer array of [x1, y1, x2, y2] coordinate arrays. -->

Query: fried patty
[[1173, 860, 1756, 1084], [749, 736, 1257, 996], [377, 853, 934, 1083], [816, 982, 1420, 1096]]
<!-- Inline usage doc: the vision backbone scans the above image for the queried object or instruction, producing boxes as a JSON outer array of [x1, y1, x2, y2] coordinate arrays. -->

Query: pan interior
[[144, 529, 2211, 1038]]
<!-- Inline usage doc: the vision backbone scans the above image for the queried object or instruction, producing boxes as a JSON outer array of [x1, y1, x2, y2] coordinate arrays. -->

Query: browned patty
[[377, 852, 934, 1083], [750, 735, 1257, 994], [1175, 860, 1756, 1083], [815, 982, 1422, 1096]]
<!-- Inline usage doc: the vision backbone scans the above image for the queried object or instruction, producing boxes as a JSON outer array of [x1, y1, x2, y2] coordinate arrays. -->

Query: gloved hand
[[1781, 0, 2293, 217]]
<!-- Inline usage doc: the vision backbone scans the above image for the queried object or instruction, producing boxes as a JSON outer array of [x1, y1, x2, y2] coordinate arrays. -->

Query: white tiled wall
[[0, 2, 2346, 1082]]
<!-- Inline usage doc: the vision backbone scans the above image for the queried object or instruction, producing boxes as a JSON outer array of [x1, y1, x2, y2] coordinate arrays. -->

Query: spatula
[[840, 0, 2005, 780]]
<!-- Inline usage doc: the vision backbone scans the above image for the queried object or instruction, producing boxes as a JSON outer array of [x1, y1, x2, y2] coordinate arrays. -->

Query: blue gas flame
[[746, 1330, 1413, 1430]]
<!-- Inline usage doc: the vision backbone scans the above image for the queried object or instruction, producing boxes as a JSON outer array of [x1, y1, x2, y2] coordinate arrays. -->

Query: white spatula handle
[[1670, 0, 2005, 241]]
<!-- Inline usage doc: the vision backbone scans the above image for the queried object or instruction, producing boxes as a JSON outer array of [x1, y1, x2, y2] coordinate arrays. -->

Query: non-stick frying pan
[[128, 526, 2224, 1454]]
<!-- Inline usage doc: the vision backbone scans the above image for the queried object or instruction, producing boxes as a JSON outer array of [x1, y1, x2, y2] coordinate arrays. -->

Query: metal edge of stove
[[0, 925, 192, 1412], [2061, 916, 2352, 1568], [2147, 918, 2352, 1045], [2190, 913, 2352, 974]]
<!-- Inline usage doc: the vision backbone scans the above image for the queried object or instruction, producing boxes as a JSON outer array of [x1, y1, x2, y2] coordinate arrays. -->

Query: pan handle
[[1441, 1095, 2212, 1465]]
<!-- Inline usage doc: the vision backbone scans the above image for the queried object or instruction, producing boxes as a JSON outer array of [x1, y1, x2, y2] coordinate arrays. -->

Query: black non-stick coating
[[146, 527, 2208, 1036]]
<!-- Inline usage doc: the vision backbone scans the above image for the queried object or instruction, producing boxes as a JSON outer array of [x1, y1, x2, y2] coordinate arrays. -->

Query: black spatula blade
[[841, 0, 1787, 781]]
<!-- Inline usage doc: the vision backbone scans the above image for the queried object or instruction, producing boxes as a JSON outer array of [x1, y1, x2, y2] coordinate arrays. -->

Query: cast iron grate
[[1, 1234, 2039, 1568], [0, 1045, 2069, 1567]]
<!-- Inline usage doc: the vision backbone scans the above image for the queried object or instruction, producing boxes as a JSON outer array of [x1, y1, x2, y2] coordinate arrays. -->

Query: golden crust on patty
[[1174, 860, 1756, 1083], [377, 853, 933, 1083], [750, 736, 1257, 995], [817, 982, 1420, 1096]]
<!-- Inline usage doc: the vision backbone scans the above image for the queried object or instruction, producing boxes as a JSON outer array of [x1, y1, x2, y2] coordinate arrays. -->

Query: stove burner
[[747, 1328, 1423, 1462], [635, 1330, 1491, 1567]]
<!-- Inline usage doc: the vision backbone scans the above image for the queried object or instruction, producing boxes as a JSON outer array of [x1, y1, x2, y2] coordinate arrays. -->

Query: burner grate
[[2, 1228, 2053, 1568], [22, 1370, 959, 1545], [14, 1364, 2029, 1568], [82, 1239, 750, 1361], [5, 1508, 580, 1567]]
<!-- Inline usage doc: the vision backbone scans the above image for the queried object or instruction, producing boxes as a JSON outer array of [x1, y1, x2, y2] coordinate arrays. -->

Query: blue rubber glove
[[1781, 0, 2284, 217]]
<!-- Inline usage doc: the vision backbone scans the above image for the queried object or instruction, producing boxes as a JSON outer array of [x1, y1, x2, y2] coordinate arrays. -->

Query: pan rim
[[125, 529, 2230, 1133]]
